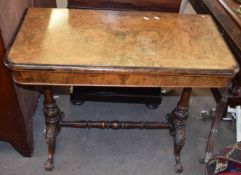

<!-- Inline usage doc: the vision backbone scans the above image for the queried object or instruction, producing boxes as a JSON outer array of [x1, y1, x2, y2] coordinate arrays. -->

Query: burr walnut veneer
[[5, 8, 239, 173]]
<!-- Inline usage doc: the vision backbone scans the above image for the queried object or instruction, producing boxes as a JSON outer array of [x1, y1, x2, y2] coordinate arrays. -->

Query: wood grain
[[12, 70, 230, 87], [7, 8, 237, 72], [6, 8, 239, 87]]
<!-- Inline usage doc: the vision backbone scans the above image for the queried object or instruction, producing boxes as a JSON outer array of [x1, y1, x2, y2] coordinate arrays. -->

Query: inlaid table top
[[5, 8, 239, 87]]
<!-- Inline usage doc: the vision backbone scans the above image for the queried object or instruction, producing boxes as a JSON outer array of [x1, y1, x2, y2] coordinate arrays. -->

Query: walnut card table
[[5, 8, 239, 173]]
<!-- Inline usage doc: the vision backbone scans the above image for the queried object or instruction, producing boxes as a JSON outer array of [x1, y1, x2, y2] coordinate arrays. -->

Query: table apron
[[12, 70, 231, 88]]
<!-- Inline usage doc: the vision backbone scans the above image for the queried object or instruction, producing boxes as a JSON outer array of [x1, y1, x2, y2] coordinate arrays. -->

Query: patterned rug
[[206, 142, 241, 175]]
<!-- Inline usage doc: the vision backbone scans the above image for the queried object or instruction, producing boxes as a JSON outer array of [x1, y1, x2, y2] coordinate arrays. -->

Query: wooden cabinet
[[0, 0, 39, 157], [0, 29, 37, 157]]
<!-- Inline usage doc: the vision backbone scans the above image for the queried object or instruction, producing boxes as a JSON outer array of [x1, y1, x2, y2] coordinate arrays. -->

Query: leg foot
[[175, 163, 183, 173], [44, 159, 54, 171]]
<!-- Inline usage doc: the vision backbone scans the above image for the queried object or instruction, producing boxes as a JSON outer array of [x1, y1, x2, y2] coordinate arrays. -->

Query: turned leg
[[204, 90, 228, 163], [167, 88, 192, 173], [43, 86, 61, 171]]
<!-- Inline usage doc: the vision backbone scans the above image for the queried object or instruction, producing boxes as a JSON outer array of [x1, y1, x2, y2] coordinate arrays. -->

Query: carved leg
[[167, 88, 192, 173], [204, 90, 228, 163], [43, 86, 61, 171]]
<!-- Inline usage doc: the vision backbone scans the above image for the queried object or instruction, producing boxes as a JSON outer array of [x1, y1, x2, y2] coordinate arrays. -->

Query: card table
[[5, 8, 239, 173]]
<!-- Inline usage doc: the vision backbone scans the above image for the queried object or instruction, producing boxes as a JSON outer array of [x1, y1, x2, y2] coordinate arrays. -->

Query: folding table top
[[6, 8, 238, 75], [5, 8, 239, 87]]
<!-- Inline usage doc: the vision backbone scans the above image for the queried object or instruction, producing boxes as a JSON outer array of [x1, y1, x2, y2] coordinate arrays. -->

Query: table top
[[6, 8, 238, 76]]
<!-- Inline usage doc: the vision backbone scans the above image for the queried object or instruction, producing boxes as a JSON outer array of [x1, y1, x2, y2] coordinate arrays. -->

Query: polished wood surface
[[12, 70, 231, 87], [68, 0, 182, 12], [6, 8, 238, 87], [8, 8, 236, 71]]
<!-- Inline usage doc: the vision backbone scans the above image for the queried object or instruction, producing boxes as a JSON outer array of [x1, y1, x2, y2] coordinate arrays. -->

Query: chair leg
[[43, 86, 61, 171], [204, 90, 229, 163], [167, 88, 192, 173]]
